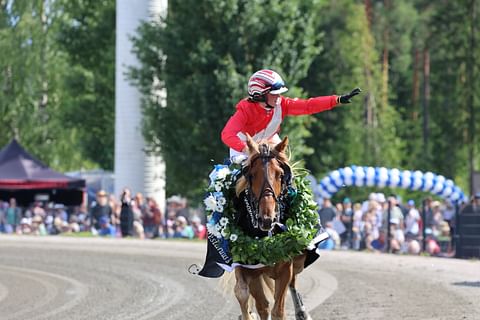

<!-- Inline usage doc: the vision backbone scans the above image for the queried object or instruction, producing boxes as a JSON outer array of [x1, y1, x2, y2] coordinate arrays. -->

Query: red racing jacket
[[221, 95, 339, 152]]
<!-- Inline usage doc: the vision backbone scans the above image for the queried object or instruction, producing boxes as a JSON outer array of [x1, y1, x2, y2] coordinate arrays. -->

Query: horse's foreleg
[[289, 283, 312, 320], [248, 275, 271, 320], [271, 262, 293, 320], [289, 253, 311, 319], [235, 269, 255, 320]]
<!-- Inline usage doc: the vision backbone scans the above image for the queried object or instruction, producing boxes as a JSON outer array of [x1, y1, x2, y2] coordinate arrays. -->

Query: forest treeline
[[1, 1, 478, 201]]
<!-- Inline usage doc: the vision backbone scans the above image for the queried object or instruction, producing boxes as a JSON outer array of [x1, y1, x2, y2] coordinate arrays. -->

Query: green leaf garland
[[205, 164, 319, 266]]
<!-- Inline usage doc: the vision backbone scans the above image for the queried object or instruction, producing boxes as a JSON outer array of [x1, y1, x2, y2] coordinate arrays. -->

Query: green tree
[[304, 0, 403, 177], [0, 0, 91, 171], [131, 0, 328, 199], [56, 0, 116, 170], [427, 0, 480, 191]]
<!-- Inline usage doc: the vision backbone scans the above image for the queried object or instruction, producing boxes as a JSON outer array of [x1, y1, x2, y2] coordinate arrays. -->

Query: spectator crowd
[[317, 192, 460, 256], [2, 187, 477, 258], [0, 189, 206, 240]]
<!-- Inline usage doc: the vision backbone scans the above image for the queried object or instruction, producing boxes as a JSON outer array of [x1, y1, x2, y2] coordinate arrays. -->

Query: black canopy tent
[[0, 139, 85, 206]]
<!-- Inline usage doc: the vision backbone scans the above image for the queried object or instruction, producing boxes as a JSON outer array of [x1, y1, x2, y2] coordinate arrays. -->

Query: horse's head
[[243, 134, 291, 232]]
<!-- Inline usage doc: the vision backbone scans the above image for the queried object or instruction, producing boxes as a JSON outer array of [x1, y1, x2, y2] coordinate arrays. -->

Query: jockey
[[222, 69, 361, 159], [221, 69, 361, 245]]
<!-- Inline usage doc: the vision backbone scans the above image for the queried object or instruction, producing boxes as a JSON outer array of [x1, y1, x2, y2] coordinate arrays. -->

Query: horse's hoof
[[296, 311, 312, 320], [238, 312, 259, 320]]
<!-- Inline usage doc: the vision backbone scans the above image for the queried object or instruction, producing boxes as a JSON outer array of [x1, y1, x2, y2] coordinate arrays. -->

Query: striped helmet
[[247, 69, 288, 100]]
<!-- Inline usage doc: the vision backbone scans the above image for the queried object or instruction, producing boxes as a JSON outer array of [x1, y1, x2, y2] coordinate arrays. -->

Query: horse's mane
[[235, 140, 290, 197]]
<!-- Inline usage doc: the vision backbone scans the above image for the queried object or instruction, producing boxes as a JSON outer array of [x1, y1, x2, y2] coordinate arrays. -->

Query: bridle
[[242, 143, 291, 233]]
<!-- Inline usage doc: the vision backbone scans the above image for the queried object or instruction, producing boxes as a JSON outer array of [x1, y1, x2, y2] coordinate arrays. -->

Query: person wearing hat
[[90, 190, 113, 232], [221, 69, 361, 158], [461, 192, 480, 214]]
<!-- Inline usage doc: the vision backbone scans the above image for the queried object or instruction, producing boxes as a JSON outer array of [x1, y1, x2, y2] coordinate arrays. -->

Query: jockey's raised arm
[[221, 69, 361, 158]]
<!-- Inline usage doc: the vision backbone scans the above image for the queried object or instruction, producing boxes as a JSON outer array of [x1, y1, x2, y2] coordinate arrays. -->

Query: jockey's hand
[[338, 87, 362, 104]]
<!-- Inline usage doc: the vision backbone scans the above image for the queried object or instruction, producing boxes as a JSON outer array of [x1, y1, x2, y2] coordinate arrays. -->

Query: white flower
[[215, 204, 224, 213], [218, 197, 226, 205], [203, 195, 217, 211], [229, 234, 238, 242], [216, 167, 230, 180], [221, 229, 229, 237], [214, 183, 222, 192], [214, 224, 222, 232], [219, 217, 229, 226]]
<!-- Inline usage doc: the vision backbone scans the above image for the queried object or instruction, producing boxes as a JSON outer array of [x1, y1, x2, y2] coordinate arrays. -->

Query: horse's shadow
[[451, 281, 480, 288]]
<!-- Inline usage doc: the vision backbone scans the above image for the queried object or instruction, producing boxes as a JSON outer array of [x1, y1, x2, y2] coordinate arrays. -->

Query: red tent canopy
[[0, 139, 85, 205]]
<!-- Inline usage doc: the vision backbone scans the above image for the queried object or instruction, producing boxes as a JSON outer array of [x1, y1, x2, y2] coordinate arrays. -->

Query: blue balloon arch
[[315, 165, 467, 203]]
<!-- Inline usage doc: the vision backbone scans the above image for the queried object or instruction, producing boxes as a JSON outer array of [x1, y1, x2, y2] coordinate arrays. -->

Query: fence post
[[454, 201, 461, 258], [422, 199, 427, 252], [386, 200, 391, 253]]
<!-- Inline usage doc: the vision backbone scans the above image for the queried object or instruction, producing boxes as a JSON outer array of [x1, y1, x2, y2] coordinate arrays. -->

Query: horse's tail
[[218, 271, 236, 297], [218, 271, 275, 311]]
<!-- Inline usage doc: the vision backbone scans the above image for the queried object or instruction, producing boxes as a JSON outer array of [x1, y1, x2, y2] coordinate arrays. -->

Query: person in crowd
[[52, 204, 69, 233], [119, 188, 134, 237], [68, 214, 80, 233], [352, 202, 364, 250], [318, 221, 340, 250], [423, 197, 435, 229], [75, 204, 89, 232], [148, 197, 164, 238], [318, 198, 337, 227], [98, 215, 116, 237], [173, 216, 194, 239], [404, 200, 421, 240], [388, 218, 405, 253], [0, 201, 6, 233], [132, 193, 145, 239], [167, 195, 190, 220], [437, 220, 452, 253], [191, 215, 206, 239], [407, 238, 421, 255], [165, 209, 177, 238], [90, 190, 113, 232], [461, 192, 480, 214], [141, 196, 156, 239], [385, 195, 404, 233], [44, 209, 55, 234], [5, 198, 22, 234], [362, 206, 380, 251], [340, 197, 353, 249], [109, 194, 121, 236], [425, 229, 441, 256], [430, 201, 444, 237], [19, 217, 32, 234], [31, 214, 47, 235]]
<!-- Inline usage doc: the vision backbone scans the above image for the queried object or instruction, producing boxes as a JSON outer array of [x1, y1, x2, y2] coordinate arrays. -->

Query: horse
[[232, 134, 312, 320]]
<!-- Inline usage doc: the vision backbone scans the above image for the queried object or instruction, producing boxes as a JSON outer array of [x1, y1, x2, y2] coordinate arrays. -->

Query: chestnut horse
[[233, 134, 311, 320]]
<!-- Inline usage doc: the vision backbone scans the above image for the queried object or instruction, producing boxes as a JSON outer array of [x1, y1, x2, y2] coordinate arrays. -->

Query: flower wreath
[[204, 160, 320, 266]]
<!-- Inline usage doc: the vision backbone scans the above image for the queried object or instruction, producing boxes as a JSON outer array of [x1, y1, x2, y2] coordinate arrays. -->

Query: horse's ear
[[275, 136, 289, 154], [245, 133, 259, 154]]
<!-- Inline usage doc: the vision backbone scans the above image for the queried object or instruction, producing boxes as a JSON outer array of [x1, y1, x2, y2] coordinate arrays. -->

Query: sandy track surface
[[0, 235, 478, 319]]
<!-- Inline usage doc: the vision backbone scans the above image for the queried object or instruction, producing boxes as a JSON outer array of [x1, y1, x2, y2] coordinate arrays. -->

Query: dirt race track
[[0, 235, 478, 320]]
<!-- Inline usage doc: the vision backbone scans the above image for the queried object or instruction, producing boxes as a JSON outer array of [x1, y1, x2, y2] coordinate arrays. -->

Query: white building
[[115, 0, 167, 209]]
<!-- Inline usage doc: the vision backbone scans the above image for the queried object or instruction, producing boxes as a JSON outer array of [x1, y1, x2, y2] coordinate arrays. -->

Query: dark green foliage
[[130, 0, 327, 199]]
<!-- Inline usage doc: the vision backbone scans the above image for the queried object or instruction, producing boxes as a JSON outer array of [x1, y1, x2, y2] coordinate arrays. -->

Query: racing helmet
[[247, 69, 288, 101]]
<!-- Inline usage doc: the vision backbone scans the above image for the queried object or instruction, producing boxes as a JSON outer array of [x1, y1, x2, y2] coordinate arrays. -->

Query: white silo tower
[[115, 0, 167, 209]]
